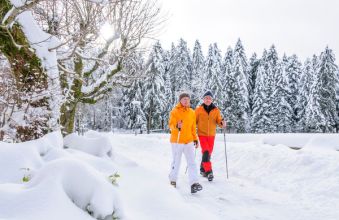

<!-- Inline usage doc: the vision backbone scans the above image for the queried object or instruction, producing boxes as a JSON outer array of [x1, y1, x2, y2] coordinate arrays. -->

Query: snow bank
[[27, 159, 123, 219], [0, 130, 123, 220], [64, 132, 114, 159], [0, 181, 94, 220], [215, 132, 339, 149], [0, 131, 62, 183], [0, 159, 123, 220], [225, 140, 339, 217], [302, 134, 339, 152]]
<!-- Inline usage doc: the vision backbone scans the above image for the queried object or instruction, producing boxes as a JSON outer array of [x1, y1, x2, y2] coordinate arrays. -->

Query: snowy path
[[108, 133, 339, 220]]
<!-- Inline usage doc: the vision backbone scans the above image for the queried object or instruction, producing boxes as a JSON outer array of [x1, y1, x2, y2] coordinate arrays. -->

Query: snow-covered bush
[[64, 132, 114, 159], [0, 131, 62, 183], [0, 130, 124, 219], [27, 158, 123, 219]]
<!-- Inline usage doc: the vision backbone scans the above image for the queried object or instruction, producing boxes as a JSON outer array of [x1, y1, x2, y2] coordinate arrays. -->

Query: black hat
[[203, 91, 213, 98], [179, 93, 190, 101]]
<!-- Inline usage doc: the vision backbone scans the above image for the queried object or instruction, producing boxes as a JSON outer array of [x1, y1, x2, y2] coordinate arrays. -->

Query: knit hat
[[179, 92, 190, 101], [203, 91, 213, 98]]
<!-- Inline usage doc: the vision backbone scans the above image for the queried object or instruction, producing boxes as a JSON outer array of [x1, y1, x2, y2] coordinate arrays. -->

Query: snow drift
[[0, 131, 123, 220]]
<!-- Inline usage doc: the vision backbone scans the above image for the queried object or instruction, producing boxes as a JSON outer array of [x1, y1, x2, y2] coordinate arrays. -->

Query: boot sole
[[191, 187, 203, 193]]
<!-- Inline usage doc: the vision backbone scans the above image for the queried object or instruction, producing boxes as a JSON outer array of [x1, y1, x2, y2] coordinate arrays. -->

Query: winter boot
[[191, 183, 203, 193], [170, 181, 176, 188], [200, 165, 206, 177], [207, 172, 214, 182]]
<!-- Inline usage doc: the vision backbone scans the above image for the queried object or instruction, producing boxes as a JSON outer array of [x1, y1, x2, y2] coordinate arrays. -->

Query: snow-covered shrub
[[64, 133, 114, 159], [0, 131, 62, 183], [27, 158, 123, 219]]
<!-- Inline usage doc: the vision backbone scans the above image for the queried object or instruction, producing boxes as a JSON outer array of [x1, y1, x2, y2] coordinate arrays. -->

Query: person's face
[[180, 97, 190, 107], [203, 96, 213, 106]]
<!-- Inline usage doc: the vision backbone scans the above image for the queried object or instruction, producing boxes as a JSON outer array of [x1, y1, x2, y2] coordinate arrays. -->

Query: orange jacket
[[195, 104, 223, 136], [169, 103, 198, 144]]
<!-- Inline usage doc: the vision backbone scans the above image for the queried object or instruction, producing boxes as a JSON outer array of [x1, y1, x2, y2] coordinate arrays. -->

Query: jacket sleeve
[[169, 109, 177, 131], [216, 109, 223, 128], [192, 111, 198, 141]]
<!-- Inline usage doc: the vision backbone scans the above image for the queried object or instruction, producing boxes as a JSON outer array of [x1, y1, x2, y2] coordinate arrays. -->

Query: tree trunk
[[59, 77, 83, 135], [59, 53, 83, 135], [0, 3, 52, 141], [60, 100, 77, 135], [147, 100, 153, 134]]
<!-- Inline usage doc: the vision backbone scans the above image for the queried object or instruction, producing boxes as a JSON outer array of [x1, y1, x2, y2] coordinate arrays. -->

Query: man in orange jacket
[[195, 91, 226, 181], [168, 92, 203, 193]]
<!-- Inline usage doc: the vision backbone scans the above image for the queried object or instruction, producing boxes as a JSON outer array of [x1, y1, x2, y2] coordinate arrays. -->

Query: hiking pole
[[175, 121, 182, 165], [223, 127, 229, 179], [177, 128, 181, 143]]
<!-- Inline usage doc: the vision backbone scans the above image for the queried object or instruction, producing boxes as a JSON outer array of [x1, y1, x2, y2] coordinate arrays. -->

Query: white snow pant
[[169, 142, 199, 186]]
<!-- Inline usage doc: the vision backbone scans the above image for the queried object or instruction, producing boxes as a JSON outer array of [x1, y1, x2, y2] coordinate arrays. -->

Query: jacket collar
[[201, 103, 216, 114], [176, 102, 190, 110]]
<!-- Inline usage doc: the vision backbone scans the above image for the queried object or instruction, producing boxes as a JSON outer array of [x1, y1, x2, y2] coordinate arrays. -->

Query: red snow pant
[[198, 136, 215, 174]]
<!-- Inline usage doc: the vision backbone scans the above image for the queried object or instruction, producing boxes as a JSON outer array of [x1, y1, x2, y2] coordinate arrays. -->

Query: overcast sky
[[156, 0, 339, 60]]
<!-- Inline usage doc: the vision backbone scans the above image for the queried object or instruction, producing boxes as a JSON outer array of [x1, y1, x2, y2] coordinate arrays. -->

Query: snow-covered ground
[[1, 132, 339, 220], [109, 133, 339, 220]]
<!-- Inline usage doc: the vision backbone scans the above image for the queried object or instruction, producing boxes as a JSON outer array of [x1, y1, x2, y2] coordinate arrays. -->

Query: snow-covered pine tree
[[224, 63, 244, 132], [231, 39, 250, 131], [117, 51, 146, 130], [248, 53, 260, 114], [271, 62, 293, 132], [142, 42, 167, 133], [173, 39, 193, 93], [205, 43, 223, 106], [251, 50, 272, 133], [130, 100, 147, 132], [191, 40, 205, 108], [265, 45, 281, 132], [304, 70, 326, 132], [284, 54, 302, 130], [315, 47, 338, 132], [233, 39, 249, 98], [222, 47, 234, 117], [162, 50, 173, 129], [296, 57, 317, 132], [168, 43, 179, 104], [120, 78, 146, 130]]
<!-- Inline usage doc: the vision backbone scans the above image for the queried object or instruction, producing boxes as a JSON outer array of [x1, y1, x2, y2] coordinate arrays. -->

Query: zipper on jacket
[[207, 115, 210, 136]]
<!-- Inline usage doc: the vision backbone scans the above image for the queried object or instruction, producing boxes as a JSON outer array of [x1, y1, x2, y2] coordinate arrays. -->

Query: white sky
[[156, 0, 339, 60]]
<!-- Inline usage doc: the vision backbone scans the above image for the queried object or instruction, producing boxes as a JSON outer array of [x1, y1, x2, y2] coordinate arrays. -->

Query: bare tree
[[33, 0, 163, 134], [0, 0, 163, 140]]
